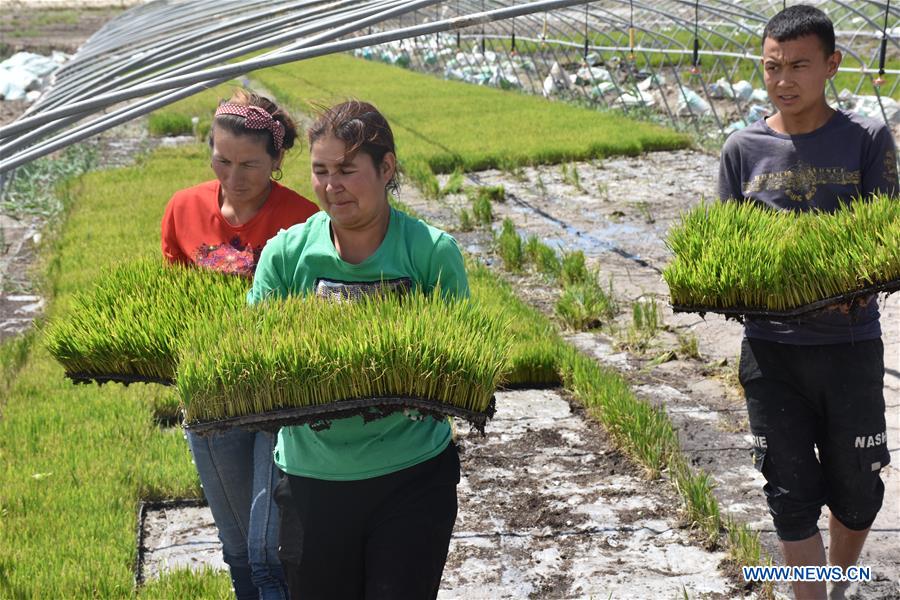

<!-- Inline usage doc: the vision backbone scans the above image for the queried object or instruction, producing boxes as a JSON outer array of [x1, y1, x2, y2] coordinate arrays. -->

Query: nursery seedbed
[[184, 395, 496, 435]]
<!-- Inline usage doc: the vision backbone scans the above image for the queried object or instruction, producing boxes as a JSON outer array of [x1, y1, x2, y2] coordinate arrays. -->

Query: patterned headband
[[214, 103, 286, 151]]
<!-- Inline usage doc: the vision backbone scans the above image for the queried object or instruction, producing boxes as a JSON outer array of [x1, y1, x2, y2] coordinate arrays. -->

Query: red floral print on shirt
[[193, 236, 262, 276]]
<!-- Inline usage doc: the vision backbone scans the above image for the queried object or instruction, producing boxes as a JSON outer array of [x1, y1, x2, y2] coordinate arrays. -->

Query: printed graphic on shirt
[[193, 236, 262, 276], [314, 277, 412, 302], [743, 162, 860, 203]]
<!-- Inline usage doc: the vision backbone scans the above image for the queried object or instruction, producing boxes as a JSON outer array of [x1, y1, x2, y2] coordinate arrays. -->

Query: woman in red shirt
[[161, 89, 317, 600]]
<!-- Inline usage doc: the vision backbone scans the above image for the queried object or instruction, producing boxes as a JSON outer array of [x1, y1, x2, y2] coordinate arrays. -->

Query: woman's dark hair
[[763, 5, 835, 56], [210, 88, 298, 158], [307, 100, 400, 196]]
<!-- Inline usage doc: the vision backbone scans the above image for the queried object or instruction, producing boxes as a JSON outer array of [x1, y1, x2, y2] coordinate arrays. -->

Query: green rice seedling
[[634, 200, 655, 224], [524, 234, 542, 263], [676, 331, 701, 360], [497, 218, 524, 272], [470, 190, 493, 226], [0, 331, 33, 395], [559, 350, 679, 477], [560, 250, 592, 286], [534, 244, 562, 280], [441, 169, 466, 196], [670, 457, 721, 545], [458, 208, 473, 232], [620, 297, 661, 353], [561, 162, 585, 193], [481, 184, 506, 203], [43, 258, 247, 382], [536, 173, 547, 197], [664, 197, 900, 312], [555, 277, 618, 331], [148, 113, 194, 137], [468, 263, 564, 386], [632, 298, 660, 337], [401, 158, 441, 199], [0, 144, 97, 220], [178, 290, 512, 427]]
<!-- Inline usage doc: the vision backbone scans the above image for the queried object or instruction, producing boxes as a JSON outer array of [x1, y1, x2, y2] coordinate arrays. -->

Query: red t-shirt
[[161, 180, 318, 276]]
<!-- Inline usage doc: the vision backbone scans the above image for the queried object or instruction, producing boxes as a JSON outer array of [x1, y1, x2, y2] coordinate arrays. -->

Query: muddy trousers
[[739, 338, 890, 542], [275, 443, 460, 600]]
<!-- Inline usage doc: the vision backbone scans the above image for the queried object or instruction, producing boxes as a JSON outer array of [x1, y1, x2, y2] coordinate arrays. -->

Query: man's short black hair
[[763, 5, 835, 56]]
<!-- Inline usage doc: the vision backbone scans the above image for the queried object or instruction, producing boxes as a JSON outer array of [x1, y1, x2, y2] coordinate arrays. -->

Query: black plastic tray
[[66, 371, 174, 386], [671, 277, 900, 320], [184, 395, 497, 436]]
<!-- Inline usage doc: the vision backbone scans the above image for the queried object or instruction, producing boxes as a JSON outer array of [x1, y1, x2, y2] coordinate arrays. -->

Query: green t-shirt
[[247, 207, 469, 480]]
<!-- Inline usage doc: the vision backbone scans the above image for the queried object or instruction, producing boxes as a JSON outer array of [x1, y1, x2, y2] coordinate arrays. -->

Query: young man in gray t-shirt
[[716, 5, 897, 599]]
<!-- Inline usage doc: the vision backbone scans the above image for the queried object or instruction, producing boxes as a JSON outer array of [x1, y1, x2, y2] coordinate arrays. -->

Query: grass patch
[[559, 250, 592, 286], [256, 55, 689, 172], [468, 263, 564, 387], [525, 236, 562, 280], [470, 188, 493, 226], [441, 169, 466, 196], [664, 197, 900, 312], [0, 331, 33, 400], [148, 113, 194, 137], [616, 297, 663, 354], [151, 54, 688, 188], [555, 277, 618, 331], [457, 208, 474, 232], [496, 218, 524, 272]]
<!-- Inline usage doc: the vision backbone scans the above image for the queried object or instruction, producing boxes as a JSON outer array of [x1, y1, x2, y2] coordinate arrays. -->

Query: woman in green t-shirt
[[249, 100, 469, 599]]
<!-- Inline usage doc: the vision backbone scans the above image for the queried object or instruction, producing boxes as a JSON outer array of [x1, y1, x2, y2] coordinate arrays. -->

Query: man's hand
[[826, 294, 875, 314]]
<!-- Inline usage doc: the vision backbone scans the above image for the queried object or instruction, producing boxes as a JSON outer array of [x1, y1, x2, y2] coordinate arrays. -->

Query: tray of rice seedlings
[[44, 258, 248, 385], [178, 290, 512, 434], [664, 196, 900, 318]]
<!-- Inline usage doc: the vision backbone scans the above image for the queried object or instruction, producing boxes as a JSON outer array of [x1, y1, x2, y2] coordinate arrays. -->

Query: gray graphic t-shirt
[[717, 109, 898, 345]]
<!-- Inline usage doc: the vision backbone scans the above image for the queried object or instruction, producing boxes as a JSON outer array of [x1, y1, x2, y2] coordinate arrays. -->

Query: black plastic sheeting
[[185, 395, 497, 436], [671, 277, 900, 321]]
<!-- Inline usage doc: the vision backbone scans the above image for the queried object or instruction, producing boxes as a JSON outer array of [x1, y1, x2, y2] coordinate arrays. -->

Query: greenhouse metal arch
[[0, 0, 896, 176]]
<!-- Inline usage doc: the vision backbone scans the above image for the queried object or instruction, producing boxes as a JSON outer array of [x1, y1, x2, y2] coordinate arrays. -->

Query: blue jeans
[[187, 428, 288, 600]]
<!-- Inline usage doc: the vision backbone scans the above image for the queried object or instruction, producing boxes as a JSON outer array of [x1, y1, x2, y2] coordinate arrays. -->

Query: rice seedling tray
[[179, 292, 511, 435], [65, 371, 175, 387], [671, 277, 900, 320], [664, 197, 900, 318], [184, 394, 497, 435]]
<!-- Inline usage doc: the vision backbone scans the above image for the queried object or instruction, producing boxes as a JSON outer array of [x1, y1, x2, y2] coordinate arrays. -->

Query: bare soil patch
[[0, 5, 126, 59]]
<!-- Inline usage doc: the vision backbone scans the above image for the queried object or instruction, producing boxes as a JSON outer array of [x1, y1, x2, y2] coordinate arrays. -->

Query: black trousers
[[274, 443, 460, 600], [739, 337, 890, 541]]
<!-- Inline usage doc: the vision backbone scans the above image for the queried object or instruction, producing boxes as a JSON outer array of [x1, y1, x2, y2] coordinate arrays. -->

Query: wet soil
[[1, 4, 127, 60]]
